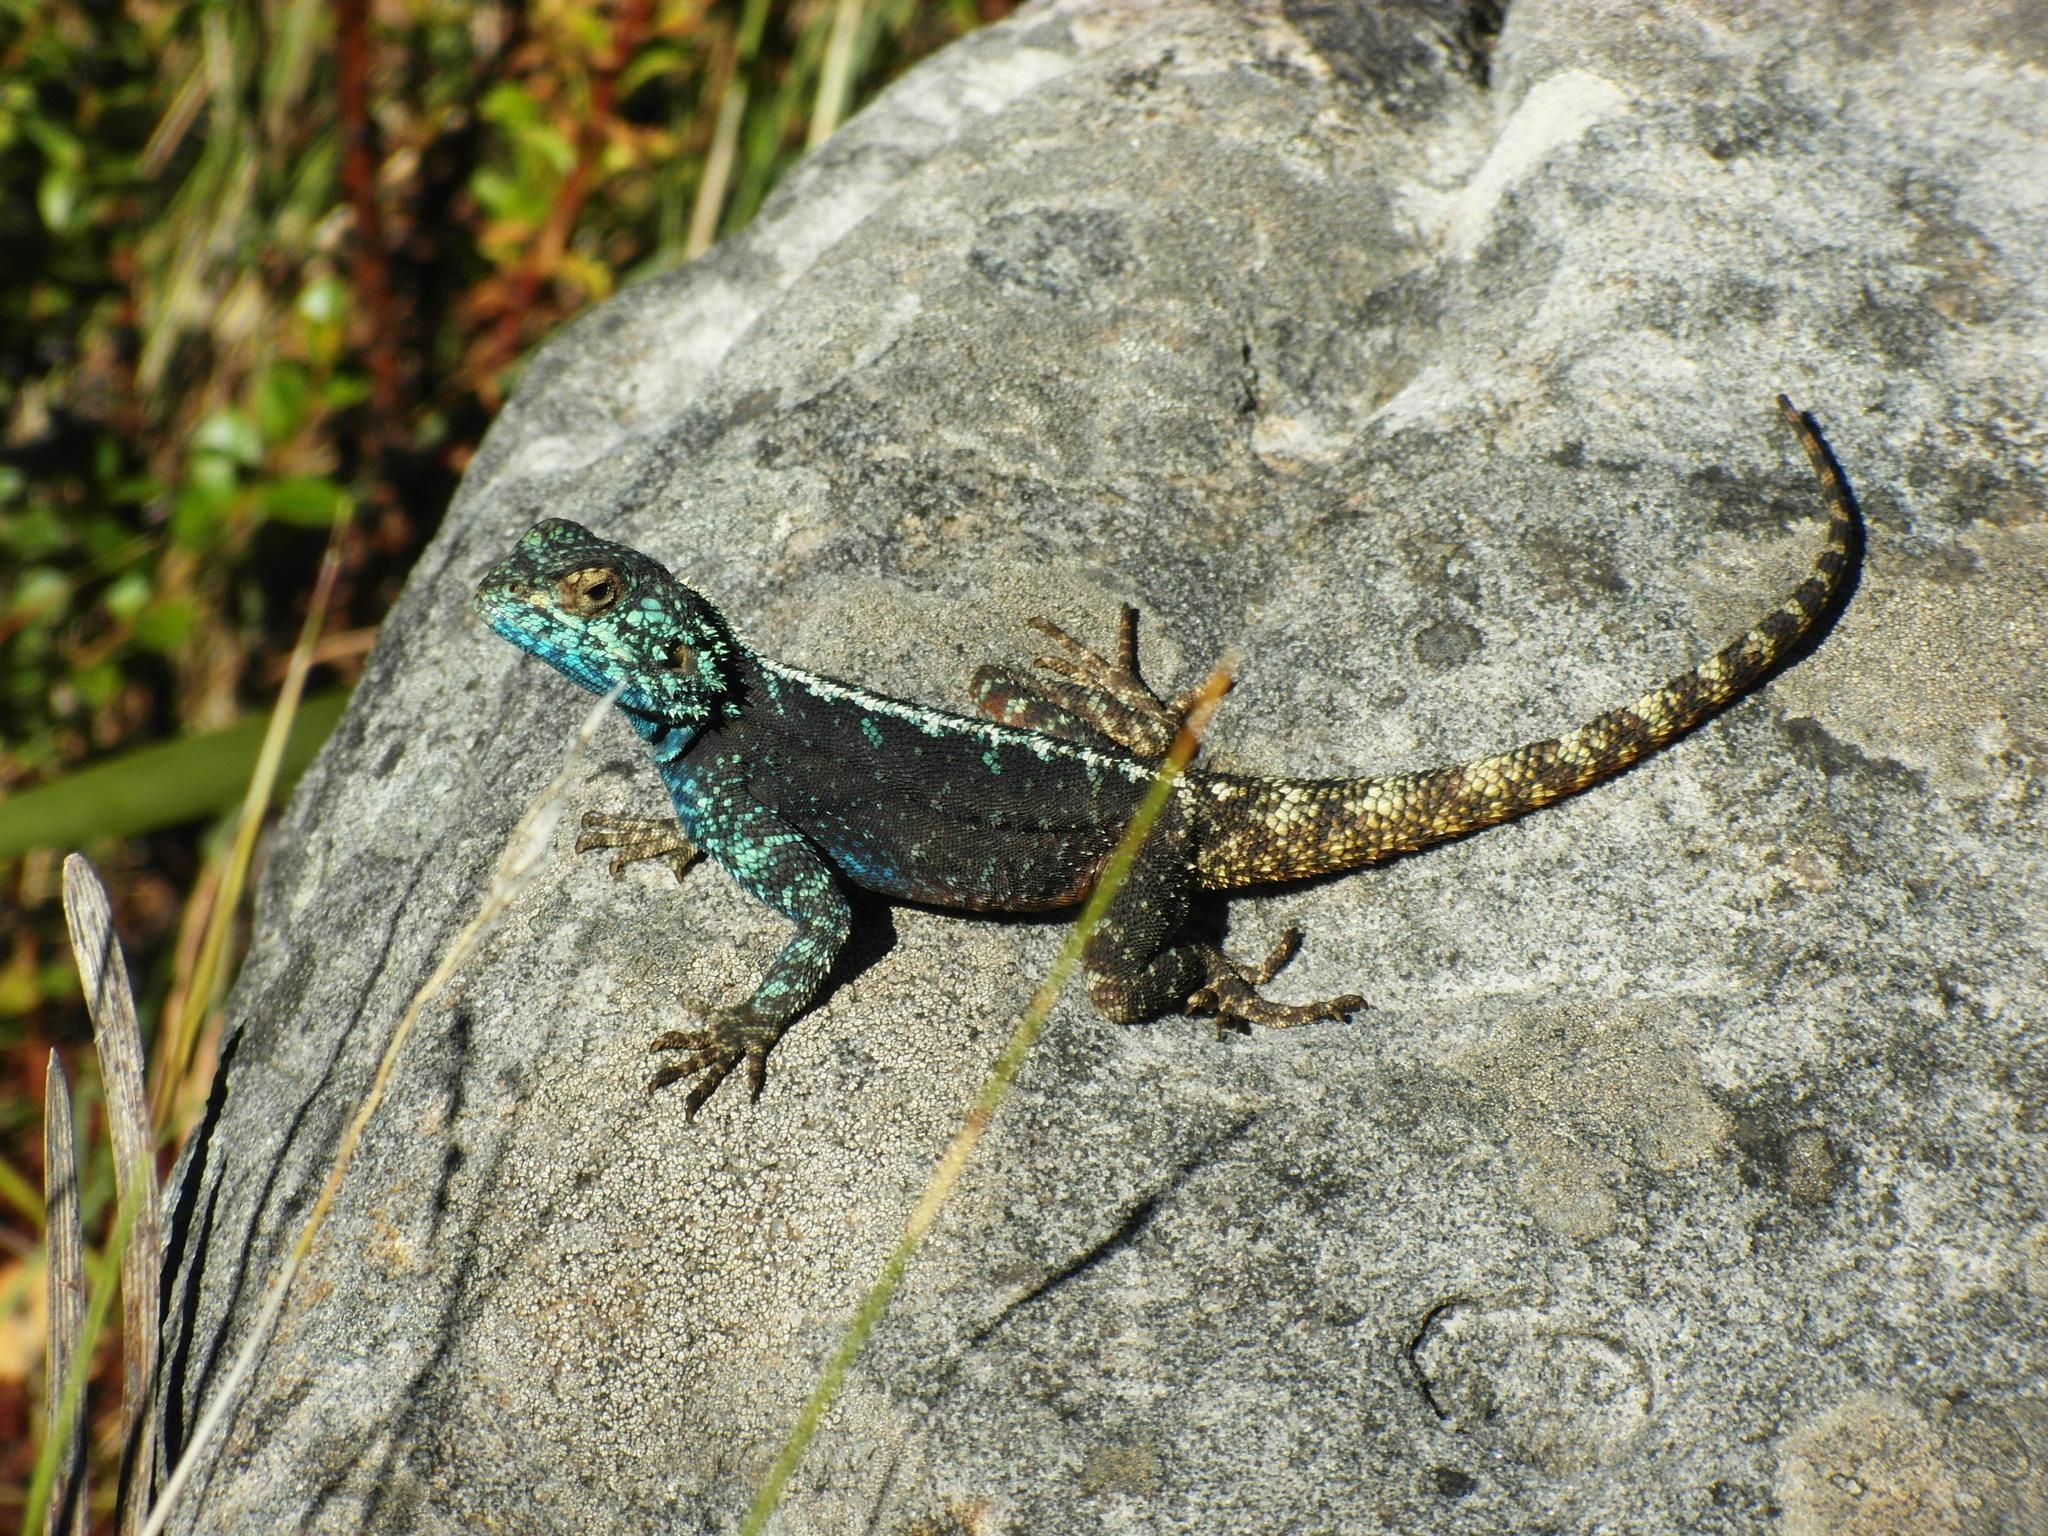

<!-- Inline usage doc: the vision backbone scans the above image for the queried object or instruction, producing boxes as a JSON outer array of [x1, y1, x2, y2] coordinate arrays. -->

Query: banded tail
[[1192, 397, 1860, 891]]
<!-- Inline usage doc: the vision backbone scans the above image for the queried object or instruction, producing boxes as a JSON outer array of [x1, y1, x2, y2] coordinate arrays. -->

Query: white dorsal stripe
[[761, 659, 1158, 785]]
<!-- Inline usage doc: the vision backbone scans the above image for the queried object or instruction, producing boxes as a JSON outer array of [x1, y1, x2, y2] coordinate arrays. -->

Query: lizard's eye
[[558, 566, 622, 616]]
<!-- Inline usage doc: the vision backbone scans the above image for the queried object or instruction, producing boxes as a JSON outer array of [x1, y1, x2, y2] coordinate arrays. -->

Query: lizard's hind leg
[[972, 605, 1219, 760], [1082, 798, 1362, 1030], [971, 667, 1127, 752]]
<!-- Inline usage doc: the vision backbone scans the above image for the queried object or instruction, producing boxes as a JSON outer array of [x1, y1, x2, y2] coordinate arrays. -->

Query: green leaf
[[252, 363, 311, 441], [0, 503, 69, 557], [318, 374, 370, 410], [296, 275, 348, 327], [131, 598, 196, 653], [617, 43, 689, 99], [191, 408, 264, 465], [253, 476, 348, 527], [37, 163, 82, 234], [471, 165, 548, 224], [531, 121, 577, 176], [18, 111, 84, 168], [102, 570, 151, 622], [0, 689, 350, 857], [188, 456, 242, 502], [171, 481, 238, 549], [83, 518, 148, 562], [478, 81, 575, 178], [7, 567, 68, 620], [102, 474, 165, 509], [479, 80, 542, 131], [71, 660, 121, 707]]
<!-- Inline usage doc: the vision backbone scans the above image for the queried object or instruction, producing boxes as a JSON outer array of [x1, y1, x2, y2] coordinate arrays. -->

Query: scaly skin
[[473, 396, 1860, 1116]]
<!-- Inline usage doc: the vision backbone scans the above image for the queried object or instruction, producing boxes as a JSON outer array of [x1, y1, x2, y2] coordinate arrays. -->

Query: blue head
[[472, 519, 743, 727]]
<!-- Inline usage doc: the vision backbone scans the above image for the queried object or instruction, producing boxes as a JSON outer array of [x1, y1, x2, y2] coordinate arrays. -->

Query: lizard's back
[[715, 658, 1153, 910]]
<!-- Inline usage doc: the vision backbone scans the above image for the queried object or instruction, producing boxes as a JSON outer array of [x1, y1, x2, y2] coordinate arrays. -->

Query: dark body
[[474, 398, 1860, 1116], [697, 657, 1144, 913]]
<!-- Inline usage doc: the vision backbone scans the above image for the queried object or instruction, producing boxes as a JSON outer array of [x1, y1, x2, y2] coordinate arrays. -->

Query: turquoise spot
[[861, 718, 884, 749]]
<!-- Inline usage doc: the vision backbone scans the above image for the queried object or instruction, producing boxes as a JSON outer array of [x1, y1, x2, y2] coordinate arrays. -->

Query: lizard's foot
[[971, 605, 1230, 759], [1025, 606, 1216, 759], [577, 810, 701, 882], [1189, 928, 1365, 1031], [647, 1009, 782, 1119]]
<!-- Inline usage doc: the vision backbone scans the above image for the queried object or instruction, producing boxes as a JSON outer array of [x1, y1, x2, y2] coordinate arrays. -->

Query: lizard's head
[[472, 518, 742, 724]]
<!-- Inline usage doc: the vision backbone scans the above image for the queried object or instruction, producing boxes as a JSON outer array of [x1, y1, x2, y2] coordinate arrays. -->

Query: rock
[[159, 1, 2048, 1531]]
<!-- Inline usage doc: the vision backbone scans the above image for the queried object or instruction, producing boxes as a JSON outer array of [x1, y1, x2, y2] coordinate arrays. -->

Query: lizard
[[472, 395, 1859, 1118]]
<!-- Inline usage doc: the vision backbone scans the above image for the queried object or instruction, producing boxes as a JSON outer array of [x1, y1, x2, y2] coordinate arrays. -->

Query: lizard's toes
[[646, 1043, 744, 1118], [1191, 974, 1366, 1030], [1247, 927, 1303, 986], [647, 1011, 780, 1116]]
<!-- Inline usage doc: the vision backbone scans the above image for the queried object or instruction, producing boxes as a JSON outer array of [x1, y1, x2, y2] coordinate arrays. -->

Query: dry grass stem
[[138, 683, 623, 1536], [59, 857, 162, 1536], [687, 70, 747, 259], [738, 655, 1237, 1536], [41, 1055, 88, 1536], [809, 0, 865, 148], [157, 520, 350, 1121]]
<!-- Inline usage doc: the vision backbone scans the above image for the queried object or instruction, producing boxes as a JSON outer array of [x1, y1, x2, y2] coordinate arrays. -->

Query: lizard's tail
[[1191, 397, 1861, 891]]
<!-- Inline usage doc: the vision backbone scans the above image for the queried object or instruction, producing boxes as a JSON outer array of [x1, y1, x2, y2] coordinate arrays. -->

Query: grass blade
[[0, 691, 349, 859], [40, 1055, 88, 1536], [138, 684, 624, 1536], [21, 1180, 137, 1536], [808, 0, 865, 148], [61, 857, 163, 1536], [738, 655, 1236, 1535]]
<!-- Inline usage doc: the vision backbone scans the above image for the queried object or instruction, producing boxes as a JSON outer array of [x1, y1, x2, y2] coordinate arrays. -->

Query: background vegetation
[[0, 0, 1010, 1523]]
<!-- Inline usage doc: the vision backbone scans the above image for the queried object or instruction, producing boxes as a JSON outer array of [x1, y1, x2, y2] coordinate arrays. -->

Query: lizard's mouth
[[471, 583, 593, 679], [469, 576, 561, 641]]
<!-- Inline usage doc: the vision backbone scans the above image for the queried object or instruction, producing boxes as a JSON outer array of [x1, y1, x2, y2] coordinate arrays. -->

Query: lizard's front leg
[[575, 810, 701, 881], [647, 770, 852, 1118]]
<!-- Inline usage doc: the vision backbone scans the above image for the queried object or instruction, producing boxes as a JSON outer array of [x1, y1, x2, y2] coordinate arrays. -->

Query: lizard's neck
[[623, 706, 701, 765], [623, 641, 775, 764]]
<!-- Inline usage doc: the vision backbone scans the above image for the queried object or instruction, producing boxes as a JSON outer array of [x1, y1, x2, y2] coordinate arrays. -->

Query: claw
[[577, 810, 701, 882], [646, 1010, 783, 1118], [1189, 932, 1364, 1030]]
